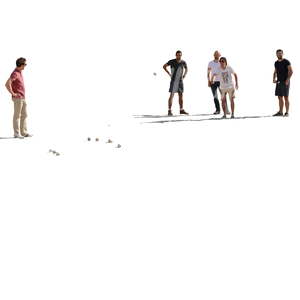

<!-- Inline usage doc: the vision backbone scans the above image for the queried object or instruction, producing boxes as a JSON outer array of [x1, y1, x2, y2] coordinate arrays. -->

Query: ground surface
[[1, 112, 299, 300]]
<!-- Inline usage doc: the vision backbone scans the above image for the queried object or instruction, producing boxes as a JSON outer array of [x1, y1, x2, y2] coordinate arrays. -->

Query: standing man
[[5, 58, 32, 138], [163, 51, 189, 116], [273, 50, 293, 117], [207, 50, 230, 115], [211, 57, 238, 118]]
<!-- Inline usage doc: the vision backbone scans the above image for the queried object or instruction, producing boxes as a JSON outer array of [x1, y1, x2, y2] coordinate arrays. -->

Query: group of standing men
[[163, 50, 293, 118], [2, 51, 293, 138]]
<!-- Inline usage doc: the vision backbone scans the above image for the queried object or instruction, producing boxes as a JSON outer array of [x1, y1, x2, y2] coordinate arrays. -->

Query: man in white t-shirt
[[211, 57, 238, 118], [207, 51, 230, 115]]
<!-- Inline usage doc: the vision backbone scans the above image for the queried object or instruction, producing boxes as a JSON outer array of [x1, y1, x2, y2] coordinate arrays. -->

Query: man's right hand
[[208, 81, 211, 87], [12, 93, 20, 98]]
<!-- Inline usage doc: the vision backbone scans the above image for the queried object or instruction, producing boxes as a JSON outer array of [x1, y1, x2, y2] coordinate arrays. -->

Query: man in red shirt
[[5, 57, 32, 138]]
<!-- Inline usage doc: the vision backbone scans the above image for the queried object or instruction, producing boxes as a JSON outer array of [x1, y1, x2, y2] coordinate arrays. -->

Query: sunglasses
[[276, 52, 283, 55], [220, 60, 226, 63]]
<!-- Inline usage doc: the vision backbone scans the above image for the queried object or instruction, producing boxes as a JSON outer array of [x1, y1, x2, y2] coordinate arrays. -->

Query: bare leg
[[225, 99, 230, 114], [230, 98, 235, 116], [284, 96, 290, 113], [168, 93, 175, 110], [221, 99, 226, 116], [278, 96, 284, 113], [178, 93, 183, 109]]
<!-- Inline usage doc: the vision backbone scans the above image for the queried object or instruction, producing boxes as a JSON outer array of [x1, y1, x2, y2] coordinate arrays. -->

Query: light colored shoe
[[14, 134, 24, 139]]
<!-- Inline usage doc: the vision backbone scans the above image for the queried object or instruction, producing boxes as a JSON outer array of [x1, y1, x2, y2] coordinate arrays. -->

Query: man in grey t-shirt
[[163, 51, 189, 116]]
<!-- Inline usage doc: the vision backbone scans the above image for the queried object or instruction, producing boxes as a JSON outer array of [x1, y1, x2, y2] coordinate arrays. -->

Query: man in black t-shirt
[[273, 50, 293, 117], [163, 51, 189, 116]]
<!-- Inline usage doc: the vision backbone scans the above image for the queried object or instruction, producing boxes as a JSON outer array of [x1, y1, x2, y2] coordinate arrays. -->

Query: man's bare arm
[[207, 67, 211, 87], [163, 63, 171, 77], [234, 73, 238, 90], [182, 67, 188, 80], [273, 69, 277, 83], [5, 78, 19, 98], [286, 65, 293, 84], [211, 73, 217, 84]]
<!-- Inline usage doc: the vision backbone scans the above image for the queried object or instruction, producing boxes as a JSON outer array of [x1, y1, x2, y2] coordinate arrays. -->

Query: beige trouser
[[12, 98, 27, 136]]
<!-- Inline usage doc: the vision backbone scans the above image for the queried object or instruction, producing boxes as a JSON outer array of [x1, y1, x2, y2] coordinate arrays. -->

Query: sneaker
[[283, 112, 289, 117], [180, 109, 189, 115], [14, 134, 24, 139], [24, 133, 33, 137], [168, 110, 173, 116], [231, 115, 235, 119], [221, 115, 227, 119], [273, 111, 283, 116], [213, 110, 220, 115]]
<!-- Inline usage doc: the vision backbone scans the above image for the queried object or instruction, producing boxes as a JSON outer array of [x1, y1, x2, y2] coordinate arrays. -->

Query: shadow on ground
[[133, 114, 273, 124]]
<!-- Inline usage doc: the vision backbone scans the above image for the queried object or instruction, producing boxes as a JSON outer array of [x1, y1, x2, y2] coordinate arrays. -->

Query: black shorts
[[275, 81, 290, 97], [169, 80, 184, 93]]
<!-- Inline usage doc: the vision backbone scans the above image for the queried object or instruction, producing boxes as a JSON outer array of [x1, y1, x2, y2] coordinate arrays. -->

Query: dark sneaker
[[221, 115, 227, 119], [180, 110, 189, 115], [273, 111, 283, 116], [283, 112, 289, 117], [168, 110, 173, 116], [231, 115, 235, 118], [213, 110, 220, 115]]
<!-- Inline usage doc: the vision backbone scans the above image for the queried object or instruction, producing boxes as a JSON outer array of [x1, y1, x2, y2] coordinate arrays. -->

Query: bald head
[[214, 51, 221, 60]]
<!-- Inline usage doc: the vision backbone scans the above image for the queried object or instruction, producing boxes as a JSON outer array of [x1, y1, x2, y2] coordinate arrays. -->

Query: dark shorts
[[275, 81, 290, 97], [169, 80, 184, 93]]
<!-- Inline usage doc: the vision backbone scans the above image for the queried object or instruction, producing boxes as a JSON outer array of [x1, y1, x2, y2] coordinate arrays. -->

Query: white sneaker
[[14, 134, 24, 139]]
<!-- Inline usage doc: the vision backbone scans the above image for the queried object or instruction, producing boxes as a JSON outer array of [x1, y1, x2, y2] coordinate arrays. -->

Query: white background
[[1, 0, 299, 299]]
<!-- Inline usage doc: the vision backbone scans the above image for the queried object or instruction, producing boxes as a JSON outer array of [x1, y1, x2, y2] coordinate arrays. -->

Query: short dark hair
[[16, 57, 26, 67], [176, 50, 182, 55], [220, 57, 227, 65], [276, 49, 283, 53]]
